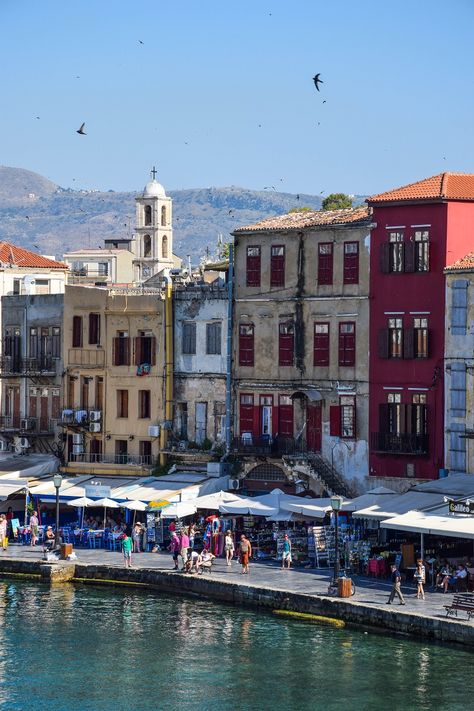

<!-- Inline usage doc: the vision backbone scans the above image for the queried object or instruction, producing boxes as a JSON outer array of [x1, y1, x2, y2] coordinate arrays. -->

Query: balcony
[[371, 432, 429, 455], [0, 356, 57, 376], [68, 267, 110, 285], [0, 416, 57, 435], [68, 349, 105, 367], [67, 453, 153, 466], [59, 409, 102, 429], [231, 436, 307, 457]]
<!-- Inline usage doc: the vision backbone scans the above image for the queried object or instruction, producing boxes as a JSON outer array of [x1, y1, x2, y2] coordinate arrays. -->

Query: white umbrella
[[123, 499, 147, 526], [67, 496, 95, 528], [93, 497, 120, 529], [193, 491, 241, 510]]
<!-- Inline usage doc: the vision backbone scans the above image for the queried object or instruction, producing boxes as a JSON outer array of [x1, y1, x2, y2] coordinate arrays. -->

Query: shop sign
[[446, 498, 474, 515], [85, 484, 111, 499]]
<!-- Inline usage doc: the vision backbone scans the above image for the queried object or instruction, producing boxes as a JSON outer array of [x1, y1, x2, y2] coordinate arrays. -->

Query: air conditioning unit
[[19, 437, 30, 449], [89, 423, 101, 433], [72, 433, 83, 445], [89, 411, 101, 422], [229, 478, 241, 491], [20, 418, 31, 431], [72, 444, 84, 455], [148, 425, 160, 437]]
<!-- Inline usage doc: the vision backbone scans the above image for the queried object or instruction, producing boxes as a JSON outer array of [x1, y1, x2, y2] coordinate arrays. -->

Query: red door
[[307, 403, 322, 452]]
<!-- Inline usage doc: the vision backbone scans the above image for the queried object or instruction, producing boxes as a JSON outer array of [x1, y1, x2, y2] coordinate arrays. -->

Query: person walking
[[0, 515, 7, 551], [179, 527, 190, 571], [281, 534, 292, 569], [170, 531, 180, 570], [239, 534, 252, 575], [224, 531, 234, 566], [122, 532, 133, 568], [387, 563, 406, 605], [189, 523, 196, 551], [414, 559, 426, 599], [132, 523, 142, 553], [30, 511, 39, 547]]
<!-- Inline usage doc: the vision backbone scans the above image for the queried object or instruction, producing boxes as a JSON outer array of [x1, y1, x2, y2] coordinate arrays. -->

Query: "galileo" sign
[[446, 498, 474, 515]]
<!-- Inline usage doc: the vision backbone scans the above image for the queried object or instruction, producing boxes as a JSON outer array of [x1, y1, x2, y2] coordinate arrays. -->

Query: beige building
[[61, 285, 166, 476], [64, 245, 135, 287], [232, 207, 372, 494]]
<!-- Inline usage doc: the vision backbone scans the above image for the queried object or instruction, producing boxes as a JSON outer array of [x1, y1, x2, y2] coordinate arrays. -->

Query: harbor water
[[1, 579, 472, 711]]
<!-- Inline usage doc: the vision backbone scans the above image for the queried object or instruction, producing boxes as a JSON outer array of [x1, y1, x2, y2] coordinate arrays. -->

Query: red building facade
[[368, 173, 474, 482]]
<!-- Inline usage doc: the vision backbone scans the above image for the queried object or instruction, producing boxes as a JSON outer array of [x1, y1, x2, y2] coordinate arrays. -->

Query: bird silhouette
[[76, 123, 86, 135], [138, 40, 144, 44], [296, 194, 300, 201], [322, 100, 327, 104], [313, 74, 323, 91], [25, 216, 29, 220]]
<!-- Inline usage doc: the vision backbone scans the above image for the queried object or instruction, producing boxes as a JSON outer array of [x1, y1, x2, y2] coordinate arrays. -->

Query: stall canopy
[[381, 511, 474, 539], [192, 491, 241, 510], [161, 502, 197, 519], [0, 478, 29, 501], [219, 489, 341, 520], [341, 487, 397, 513]]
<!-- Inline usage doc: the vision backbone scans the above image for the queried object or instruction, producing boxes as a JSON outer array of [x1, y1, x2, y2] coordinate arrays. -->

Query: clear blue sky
[[1, 0, 473, 196]]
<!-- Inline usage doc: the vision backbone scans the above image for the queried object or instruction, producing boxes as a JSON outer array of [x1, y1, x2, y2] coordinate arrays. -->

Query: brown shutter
[[134, 337, 142, 366], [403, 328, 414, 359], [379, 243, 390, 273], [124, 338, 130, 365], [113, 337, 119, 365], [123, 390, 129, 417], [399, 404, 407, 434], [378, 404, 389, 433], [404, 241, 415, 272], [150, 336, 156, 365], [378, 329, 389, 358]]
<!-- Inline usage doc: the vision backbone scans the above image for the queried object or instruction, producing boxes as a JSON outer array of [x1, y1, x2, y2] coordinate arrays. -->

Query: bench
[[444, 593, 474, 621]]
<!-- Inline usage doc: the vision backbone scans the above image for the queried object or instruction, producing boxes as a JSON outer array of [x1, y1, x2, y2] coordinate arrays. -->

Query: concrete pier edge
[[1, 558, 473, 648]]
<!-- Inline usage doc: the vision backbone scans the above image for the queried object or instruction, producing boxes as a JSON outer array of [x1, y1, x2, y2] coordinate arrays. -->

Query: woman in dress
[[224, 531, 234, 566], [414, 559, 426, 599]]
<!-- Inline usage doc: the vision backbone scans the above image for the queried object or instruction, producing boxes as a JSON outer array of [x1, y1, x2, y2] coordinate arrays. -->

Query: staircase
[[283, 452, 355, 498]]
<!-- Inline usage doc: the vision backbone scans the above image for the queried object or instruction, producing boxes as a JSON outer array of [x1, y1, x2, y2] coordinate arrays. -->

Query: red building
[[368, 173, 474, 483]]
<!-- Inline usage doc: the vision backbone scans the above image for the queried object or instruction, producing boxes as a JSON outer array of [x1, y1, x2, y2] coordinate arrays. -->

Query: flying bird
[[25, 216, 29, 220], [296, 194, 300, 201], [313, 74, 323, 91], [138, 40, 144, 44], [76, 123, 86, 135], [322, 100, 327, 104]]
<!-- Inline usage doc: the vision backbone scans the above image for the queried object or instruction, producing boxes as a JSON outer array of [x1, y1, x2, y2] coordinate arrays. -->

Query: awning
[[0, 479, 29, 501], [193, 491, 241, 510], [381, 510, 474, 539], [291, 388, 323, 402], [342, 487, 397, 512], [352, 491, 450, 521], [160, 502, 197, 519]]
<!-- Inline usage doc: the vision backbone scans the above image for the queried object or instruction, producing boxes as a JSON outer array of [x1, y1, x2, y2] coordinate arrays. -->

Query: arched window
[[161, 205, 166, 226], [144, 205, 152, 226], [162, 235, 168, 258], [143, 234, 151, 258]]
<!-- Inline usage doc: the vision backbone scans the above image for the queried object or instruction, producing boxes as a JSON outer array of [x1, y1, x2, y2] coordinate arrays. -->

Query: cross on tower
[[150, 166, 157, 180]]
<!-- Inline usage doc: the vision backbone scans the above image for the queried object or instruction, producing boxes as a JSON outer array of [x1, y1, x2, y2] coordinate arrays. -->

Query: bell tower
[[133, 167, 173, 283]]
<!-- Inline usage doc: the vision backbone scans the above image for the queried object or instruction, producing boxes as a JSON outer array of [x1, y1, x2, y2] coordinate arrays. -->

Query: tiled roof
[[445, 252, 474, 272], [233, 206, 370, 233], [0, 242, 68, 269], [369, 173, 474, 204]]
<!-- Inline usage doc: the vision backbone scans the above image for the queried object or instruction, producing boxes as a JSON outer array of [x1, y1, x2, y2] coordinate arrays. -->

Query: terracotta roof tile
[[233, 206, 370, 233], [0, 242, 68, 269], [445, 252, 474, 272], [369, 172, 474, 204]]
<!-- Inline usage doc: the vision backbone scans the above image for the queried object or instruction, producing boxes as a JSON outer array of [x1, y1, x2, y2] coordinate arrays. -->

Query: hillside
[[0, 166, 365, 261]]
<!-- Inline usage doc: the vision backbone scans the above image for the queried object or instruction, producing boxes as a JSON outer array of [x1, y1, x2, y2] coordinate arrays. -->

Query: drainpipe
[[160, 272, 173, 465], [225, 244, 234, 455]]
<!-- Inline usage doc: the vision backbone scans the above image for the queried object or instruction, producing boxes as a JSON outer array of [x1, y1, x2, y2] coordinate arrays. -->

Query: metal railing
[[0, 356, 57, 375], [370, 432, 429, 455], [231, 436, 309, 457], [68, 452, 153, 466], [0, 416, 57, 434], [59, 409, 102, 426]]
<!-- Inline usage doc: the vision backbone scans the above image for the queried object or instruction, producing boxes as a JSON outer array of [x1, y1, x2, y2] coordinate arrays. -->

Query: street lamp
[[331, 495, 343, 585], [53, 473, 63, 549]]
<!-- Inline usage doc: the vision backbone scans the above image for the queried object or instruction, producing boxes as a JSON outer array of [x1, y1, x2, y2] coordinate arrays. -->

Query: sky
[[0, 0, 473, 196]]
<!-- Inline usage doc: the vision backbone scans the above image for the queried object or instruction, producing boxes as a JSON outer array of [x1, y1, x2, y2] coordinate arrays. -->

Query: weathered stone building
[[231, 207, 372, 493]]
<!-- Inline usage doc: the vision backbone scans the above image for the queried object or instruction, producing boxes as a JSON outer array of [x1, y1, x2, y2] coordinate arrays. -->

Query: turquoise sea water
[[0, 579, 472, 711]]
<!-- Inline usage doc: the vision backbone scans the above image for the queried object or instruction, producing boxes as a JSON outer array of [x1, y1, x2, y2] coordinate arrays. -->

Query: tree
[[288, 206, 313, 213], [321, 193, 353, 211]]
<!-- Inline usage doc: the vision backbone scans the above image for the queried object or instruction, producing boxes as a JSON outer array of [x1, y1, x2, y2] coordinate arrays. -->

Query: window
[[144, 205, 152, 226], [318, 243, 333, 285], [239, 394, 254, 434], [338, 322, 355, 366], [278, 395, 294, 437], [143, 234, 151, 258], [313, 323, 329, 366], [35, 279, 49, 294], [206, 322, 222, 355], [239, 324, 254, 366], [135, 333, 156, 365], [72, 316, 82, 348], [388, 318, 403, 358], [182, 322, 196, 355], [246, 246, 261, 287], [138, 390, 151, 419], [389, 232, 404, 272], [139, 440, 152, 463], [260, 395, 273, 436], [279, 321, 294, 366], [89, 313, 100, 345], [116, 390, 129, 418], [81, 377, 90, 410], [13, 279, 20, 295], [162, 235, 168, 258], [98, 262, 108, 276], [414, 230, 429, 272], [340, 396, 356, 438], [161, 205, 166, 226], [176, 403, 188, 439], [115, 439, 128, 463], [52, 327, 61, 358], [112, 332, 130, 366], [412, 393, 427, 435], [414, 318, 428, 358], [270, 245, 285, 287], [343, 242, 359, 284], [29, 327, 38, 358], [452, 280, 468, 335], [387, 392, 402, 434], [214, 401, 226, 441]]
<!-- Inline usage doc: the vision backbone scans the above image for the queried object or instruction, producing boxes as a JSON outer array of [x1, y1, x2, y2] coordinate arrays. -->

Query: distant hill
[[0, 166, 366, 261]]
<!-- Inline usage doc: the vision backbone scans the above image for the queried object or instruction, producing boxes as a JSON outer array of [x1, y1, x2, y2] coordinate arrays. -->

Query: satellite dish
[[23, 275, 36, 294]]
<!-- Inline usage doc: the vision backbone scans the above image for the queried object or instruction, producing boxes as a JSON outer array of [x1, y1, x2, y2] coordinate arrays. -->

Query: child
[[122, 532, 133, 568]]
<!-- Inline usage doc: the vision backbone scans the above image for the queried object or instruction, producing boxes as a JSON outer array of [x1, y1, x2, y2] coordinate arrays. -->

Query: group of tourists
[[387, 558, 472, 604]]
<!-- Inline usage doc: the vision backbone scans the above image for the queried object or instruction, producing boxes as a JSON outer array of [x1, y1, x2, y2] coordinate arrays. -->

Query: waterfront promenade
[[1, 545, 473, 646]]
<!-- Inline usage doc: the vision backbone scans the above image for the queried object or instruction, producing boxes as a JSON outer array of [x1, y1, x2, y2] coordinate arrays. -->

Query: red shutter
[[279, 323, 294, 366], [330, 405, 341, 436], [278, 398, 294, 437], [378, 329, 389, 358], [379, 243, 390, 273], [270, 246, 285, 287], [239, 325, 254, 366], [404, 241, 415, 273], [246, 247, 261, 287], [378, 404, 389, 432], [318, 244, 333, 285], [339, 323, 355, 366], [314, 324, 330, 366], [343, 243, 359, 284], [403, 328, 415, 359]]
